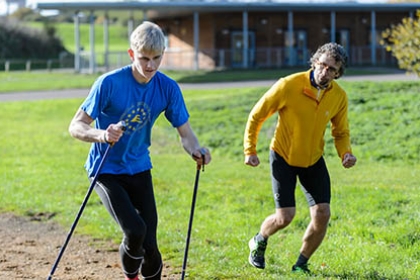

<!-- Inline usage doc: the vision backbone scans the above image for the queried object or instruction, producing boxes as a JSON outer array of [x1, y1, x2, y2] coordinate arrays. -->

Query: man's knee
[[311, 204, 330, 225], [275, 208, 295, 227], [123, 226, 147, 254]]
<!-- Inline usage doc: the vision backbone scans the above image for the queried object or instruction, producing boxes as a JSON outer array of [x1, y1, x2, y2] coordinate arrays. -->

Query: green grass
[[1, 78, 419, 279], [0, 72, 99, 92]]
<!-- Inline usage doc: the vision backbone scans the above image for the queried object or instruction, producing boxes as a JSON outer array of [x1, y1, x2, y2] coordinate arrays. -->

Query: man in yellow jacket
[[244, 42, 357, 274]]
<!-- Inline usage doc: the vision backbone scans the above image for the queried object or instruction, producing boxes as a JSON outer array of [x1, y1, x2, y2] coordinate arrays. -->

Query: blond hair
[[130, 21, 165, 53]]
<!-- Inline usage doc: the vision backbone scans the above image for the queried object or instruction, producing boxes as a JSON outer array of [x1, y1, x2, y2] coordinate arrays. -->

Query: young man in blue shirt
[[69, 21, 211, 280]]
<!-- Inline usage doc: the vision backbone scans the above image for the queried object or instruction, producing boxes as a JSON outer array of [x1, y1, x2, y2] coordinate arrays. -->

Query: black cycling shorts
[[269, 150, 331, 208]]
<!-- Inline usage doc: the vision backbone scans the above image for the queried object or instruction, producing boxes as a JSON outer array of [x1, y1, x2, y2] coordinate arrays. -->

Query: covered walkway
[[36, 1, 420, 73]]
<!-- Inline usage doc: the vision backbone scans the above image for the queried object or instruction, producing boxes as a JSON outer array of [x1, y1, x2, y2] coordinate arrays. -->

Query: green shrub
[[0, 18, 68, 60]]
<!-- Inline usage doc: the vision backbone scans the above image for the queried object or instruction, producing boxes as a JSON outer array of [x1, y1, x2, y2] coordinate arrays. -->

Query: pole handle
[[118, 120, 127, 131], [196, 148, 206, 171]]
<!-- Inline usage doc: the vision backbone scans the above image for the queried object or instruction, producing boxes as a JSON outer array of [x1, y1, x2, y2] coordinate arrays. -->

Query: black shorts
[[269, 150, 331, 208]]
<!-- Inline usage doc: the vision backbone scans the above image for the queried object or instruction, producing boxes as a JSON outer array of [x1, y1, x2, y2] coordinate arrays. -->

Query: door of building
[[285, 30, 307, 66], [336, 29, 350, 53], [231, 31, 255, 68]]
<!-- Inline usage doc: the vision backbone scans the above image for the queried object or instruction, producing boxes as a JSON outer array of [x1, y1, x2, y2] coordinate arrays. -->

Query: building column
[[74, 11, 81, 73], [128, 11, 134, 40], [371, 10, 376, 66], [330, 11, 336, 43], [104, 12, 109, 71], [242, 10, 249, 68], [193, 11, 199, 70], [287, 11, 294, 66], [89, 10, 96, 74], [143, 9, 148, 21]]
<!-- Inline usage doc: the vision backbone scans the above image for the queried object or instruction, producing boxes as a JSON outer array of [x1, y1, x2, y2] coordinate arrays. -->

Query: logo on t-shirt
[[121, 102, 151, 134]]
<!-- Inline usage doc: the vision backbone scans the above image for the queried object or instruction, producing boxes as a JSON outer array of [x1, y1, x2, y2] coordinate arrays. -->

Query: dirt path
[[0, 213, 176, 280]]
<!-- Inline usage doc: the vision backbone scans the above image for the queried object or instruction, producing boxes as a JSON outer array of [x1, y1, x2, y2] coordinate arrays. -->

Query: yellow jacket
[[244, 70, 352, 167]]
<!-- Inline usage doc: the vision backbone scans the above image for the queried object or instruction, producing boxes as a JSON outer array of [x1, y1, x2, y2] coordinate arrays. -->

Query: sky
[[0, 0, 390, 16]]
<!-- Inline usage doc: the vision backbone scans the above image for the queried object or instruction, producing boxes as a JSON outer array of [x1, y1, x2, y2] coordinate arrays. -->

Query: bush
[[381, 10, 420, 76], [0, 18, 68, 60]]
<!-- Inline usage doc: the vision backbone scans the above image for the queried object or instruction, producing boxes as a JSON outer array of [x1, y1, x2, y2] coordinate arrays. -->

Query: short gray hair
[[130, 21, 165, 53], [310, 42, 348, 78]]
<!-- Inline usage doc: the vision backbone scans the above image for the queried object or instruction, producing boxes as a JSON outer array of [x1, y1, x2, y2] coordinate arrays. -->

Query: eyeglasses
[[316, 61, 338, 75]]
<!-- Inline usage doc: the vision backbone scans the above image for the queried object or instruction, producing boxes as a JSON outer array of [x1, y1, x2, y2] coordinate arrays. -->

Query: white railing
[[1, 46, 398, 72], [79, 46, 397, 72]]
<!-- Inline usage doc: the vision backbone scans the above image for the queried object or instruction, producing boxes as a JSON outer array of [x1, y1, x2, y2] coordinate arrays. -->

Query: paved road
[[0, 72, 418, 102]]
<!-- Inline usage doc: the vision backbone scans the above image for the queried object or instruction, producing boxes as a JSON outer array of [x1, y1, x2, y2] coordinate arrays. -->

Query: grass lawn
[[0, 74, 419, 279]]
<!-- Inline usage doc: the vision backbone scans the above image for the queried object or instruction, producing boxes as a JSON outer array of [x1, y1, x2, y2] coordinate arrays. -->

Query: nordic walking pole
[[47, 121, 126, 280], [181, 149, 205, 280]]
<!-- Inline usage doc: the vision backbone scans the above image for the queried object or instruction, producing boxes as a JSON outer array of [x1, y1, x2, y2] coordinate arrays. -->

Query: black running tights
[[94, 171, 162, 279]]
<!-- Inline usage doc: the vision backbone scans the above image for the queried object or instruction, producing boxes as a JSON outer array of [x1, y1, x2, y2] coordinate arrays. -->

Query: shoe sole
[[248, 238, 265, 269]]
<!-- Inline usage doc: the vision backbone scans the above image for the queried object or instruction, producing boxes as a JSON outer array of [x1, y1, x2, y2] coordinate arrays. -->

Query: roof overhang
[[35, 1, 420, 15]]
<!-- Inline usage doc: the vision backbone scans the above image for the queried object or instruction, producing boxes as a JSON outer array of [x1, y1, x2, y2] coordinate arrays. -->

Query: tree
[[387, 0, 420, 2], [381, 10, 420, 76]]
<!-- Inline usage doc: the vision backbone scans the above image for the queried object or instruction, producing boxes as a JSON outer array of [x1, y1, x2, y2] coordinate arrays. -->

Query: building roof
[[35, 0, 420, 14]]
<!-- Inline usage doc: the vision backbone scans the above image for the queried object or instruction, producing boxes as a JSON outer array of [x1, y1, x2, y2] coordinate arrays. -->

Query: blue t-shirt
[[81, 65, 189, 177]]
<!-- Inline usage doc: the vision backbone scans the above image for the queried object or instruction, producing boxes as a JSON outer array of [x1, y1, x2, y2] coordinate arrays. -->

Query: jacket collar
[[310, 70, 329, 90]]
